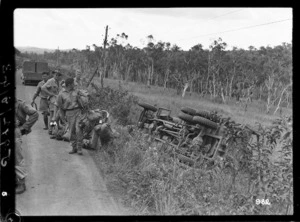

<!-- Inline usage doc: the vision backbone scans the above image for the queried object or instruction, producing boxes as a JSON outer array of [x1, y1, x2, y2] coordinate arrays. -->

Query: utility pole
[[87, 25, 108, 88], [100, 25, 108, 88], [56, 46, 59, 67]]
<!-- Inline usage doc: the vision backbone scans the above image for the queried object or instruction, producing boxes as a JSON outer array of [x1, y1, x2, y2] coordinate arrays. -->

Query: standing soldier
[[41, 70, 63, 135], [56, 78, 84, 155], [74, 70, 83, 89], [15, 99, 39, 194], [31, 71, 50, 130]]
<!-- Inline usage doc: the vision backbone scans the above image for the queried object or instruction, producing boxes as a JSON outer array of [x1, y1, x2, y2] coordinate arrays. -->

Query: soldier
[[31, 71, 50, 130], [41, 70, 63, 135], [15, 99, 39, 194], [74, 70, 83, 89], [80, 110, 116, 150], [56, 78, 84, 155], [49, 79, 68, 140]]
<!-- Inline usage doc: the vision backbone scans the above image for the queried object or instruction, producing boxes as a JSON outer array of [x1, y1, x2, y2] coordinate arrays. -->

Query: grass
[[83, 75, 292, 216], [94, 122, 292, 215], [94, 77, 292, 127]]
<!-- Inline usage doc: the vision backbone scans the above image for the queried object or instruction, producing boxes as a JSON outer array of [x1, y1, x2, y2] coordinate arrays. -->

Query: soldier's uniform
[[50, 81, 68, 140], [80, 110, 117, 150], [56, 87, 84, 155], [15, 99, 39, 194], [41, 77, 62, 134], [33, 79, 49, 114], [32, 79, 49, 129]]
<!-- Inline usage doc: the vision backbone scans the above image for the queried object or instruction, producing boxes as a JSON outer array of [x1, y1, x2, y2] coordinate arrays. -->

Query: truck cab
[[22, 61, 49, 85]]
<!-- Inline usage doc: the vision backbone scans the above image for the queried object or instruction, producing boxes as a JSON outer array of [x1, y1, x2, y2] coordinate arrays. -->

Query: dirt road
[[15, 70, 124, 215]]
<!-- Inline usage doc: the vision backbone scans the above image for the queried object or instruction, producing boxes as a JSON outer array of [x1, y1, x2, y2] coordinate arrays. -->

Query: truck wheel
[[178, 113, 195, 124], [181, 107, 196, 116], [138, 102, 157, 112], [195, 110, 210, 118], [193, 116, 218, 129]]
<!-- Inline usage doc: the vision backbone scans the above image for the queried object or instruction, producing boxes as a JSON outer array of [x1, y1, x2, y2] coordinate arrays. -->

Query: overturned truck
[[137, 102, 260, 168]]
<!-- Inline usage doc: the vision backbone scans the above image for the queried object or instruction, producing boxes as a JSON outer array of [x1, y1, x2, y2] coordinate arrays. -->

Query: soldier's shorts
[[39, 97, 49, 114], [15, 128, 27, 180]]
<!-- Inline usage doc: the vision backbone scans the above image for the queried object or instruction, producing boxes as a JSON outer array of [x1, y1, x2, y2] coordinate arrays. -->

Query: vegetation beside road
[[83, 83, 293, 215]]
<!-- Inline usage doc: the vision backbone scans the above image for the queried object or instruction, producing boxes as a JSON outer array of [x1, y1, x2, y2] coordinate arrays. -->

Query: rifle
[[86, 67, 99, 88]]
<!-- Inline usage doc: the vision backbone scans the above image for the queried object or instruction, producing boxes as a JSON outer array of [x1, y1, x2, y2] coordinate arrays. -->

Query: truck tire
[[181, 107, 196, 116], [178, 112, 195, 124], [195, 110, 210, 118], [193, 116, 218, 129], [138, 102, 157, 112]]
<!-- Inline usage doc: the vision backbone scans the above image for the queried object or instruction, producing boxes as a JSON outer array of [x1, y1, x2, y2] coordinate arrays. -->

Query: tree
[[208, 38, 227, 100]]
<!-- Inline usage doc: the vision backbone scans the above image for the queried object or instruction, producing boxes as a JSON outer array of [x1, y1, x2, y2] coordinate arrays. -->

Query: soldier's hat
[[54, 70, 62, 76]]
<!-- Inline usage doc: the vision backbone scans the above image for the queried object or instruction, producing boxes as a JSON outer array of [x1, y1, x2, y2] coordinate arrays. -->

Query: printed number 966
[[256, 199, 271, 205]]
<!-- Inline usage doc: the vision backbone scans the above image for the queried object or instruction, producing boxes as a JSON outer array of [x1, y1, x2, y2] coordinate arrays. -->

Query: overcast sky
[[14, 8, 293, 51]]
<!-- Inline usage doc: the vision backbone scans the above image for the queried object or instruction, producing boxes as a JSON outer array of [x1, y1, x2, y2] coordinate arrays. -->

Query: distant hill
[[16, 46, 71, 54]]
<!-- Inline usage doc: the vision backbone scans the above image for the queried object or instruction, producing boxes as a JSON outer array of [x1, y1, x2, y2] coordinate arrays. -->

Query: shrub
[[88, 83, 139, 126]]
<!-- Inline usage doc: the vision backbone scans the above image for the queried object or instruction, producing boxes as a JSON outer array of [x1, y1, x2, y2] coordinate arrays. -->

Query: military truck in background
[[21, 61, 49, 85]]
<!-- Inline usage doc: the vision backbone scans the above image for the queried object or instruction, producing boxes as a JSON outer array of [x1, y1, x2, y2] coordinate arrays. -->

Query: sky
[[14, 8, 293, 51]]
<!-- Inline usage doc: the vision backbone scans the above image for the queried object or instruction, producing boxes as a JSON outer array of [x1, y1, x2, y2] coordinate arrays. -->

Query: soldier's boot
[[16, 178, 26, 194], [77, 147, 83, 155], [69, 147, 77, 154], [77, 141, 83, 155], [50, 135, 57, 139]]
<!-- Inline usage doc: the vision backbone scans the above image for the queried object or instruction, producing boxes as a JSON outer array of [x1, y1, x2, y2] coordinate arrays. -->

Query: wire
[[147, 9, 245, 44], [177, 18, 292, 41], [207, 9, 244, 20]]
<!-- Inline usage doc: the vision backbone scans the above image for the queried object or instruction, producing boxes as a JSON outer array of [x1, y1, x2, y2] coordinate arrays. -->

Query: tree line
[[19, 33, 292, 114]]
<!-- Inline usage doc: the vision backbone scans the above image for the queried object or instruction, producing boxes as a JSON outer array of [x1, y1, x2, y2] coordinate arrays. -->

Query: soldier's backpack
[[77, 89, 90, 109]]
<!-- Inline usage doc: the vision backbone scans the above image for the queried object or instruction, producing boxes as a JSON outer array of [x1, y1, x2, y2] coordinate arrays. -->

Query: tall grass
[[95, 114, 292, 215], [86, 80, 292, 215]]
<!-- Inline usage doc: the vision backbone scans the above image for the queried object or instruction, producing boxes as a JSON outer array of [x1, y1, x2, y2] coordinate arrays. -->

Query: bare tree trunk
[[229, 73, 235, 99], [147, 66, 151, 88], [177, 83, 181, 95], [225, 77, 229, 97], [155, 74, 159, 86], [273, 83, 292, 115], [209, 81, 213, 99], [206, 54, 211, 93], [200, 80, 203, 95], [221, 86, 226, 104], [265, 75, 274, 114], [212, 72, 216, 98], [125, 62, 132, 82], [150, 59, 154, 85], [266, 90, 272, 114], [164, 69, 169, 90], [182, 82, 189, 98]]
